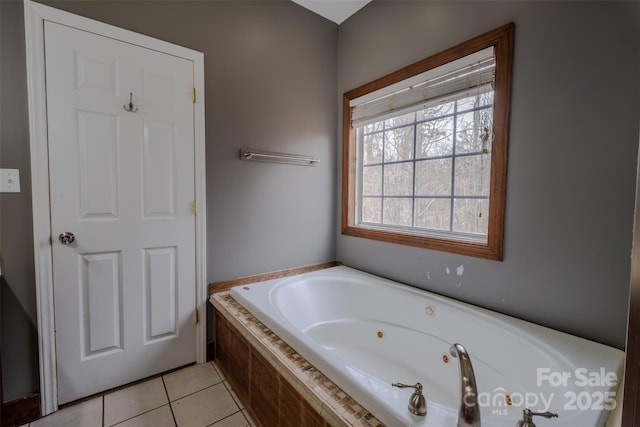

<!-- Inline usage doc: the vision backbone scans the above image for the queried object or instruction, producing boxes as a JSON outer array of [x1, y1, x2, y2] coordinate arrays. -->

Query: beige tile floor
[[23, 362, 256, 427]]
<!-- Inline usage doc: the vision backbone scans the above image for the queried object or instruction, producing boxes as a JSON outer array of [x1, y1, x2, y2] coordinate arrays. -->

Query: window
[[342, 23, 514, 260]]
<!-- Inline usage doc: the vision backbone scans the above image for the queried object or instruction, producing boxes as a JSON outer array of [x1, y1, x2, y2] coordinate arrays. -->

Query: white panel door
[[44, 21, 197, 404]]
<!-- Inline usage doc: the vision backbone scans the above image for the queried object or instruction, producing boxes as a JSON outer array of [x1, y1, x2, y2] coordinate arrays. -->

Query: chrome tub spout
[[450, 343, 481, 427]]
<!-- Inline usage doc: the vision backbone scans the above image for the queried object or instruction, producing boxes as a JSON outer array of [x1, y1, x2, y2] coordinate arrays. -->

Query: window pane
[[384, 162, 413, 196], [453, 198, 488, 235], [457, 95, 478, 112], [362, 197, 382, 224], [456, 107, 493, 154], [383, 197, 412, 227], [457, 90, 494, 112], [363, 131, 383, 165], [417, 116, 454, 158], [415, 198, 451, 231], [479, 91, 494, 108], [364, 121, 384, 134], [416, 158, 452, 196], [416, 101, 454, 121], [454, 155, 490, 196], [384, 126, 414, 162], [385, 111, 415, 128], [362, 165, 382, 196]]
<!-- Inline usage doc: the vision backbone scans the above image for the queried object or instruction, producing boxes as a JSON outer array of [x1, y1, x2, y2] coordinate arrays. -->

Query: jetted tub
[[229, 266, 624, 427]]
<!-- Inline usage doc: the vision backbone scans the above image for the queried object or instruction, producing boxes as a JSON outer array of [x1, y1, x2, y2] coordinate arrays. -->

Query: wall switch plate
[[0, 169, 21, 193]]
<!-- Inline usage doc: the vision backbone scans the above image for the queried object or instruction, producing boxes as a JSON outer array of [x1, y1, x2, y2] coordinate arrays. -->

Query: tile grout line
[[207, 361, 250, 426], [166, 366, 243, 427], [171, 382, 221, 403], [161, 375, 179, 427], [107, 379, 172, 427], [108, 404, 172, 427], [205, 409, 245, 427], [211, 361, 244, 410]]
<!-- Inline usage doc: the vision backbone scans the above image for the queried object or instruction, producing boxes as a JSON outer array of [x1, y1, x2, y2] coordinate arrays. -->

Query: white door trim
[[24, 0, 207, 415]]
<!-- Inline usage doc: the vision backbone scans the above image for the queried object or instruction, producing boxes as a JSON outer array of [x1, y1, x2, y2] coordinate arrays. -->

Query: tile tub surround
[[211, 292, 385, 427], [209, 261, 341, 294]]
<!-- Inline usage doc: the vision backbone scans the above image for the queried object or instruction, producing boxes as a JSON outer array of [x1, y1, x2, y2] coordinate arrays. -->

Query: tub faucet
[[392, 382, 427, 416], [450, 343, 481, 427], [516, 408, 558, 427]]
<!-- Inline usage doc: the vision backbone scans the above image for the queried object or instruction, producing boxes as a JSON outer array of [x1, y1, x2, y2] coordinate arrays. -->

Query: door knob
[[58, 232, 76, 245]]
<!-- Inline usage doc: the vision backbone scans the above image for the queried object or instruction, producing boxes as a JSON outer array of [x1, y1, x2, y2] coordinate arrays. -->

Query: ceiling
[[291, 0, 372, 24]]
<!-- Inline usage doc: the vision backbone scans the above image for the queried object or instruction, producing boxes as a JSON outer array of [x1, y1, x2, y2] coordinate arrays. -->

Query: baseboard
[[2, 393, 40, 426]]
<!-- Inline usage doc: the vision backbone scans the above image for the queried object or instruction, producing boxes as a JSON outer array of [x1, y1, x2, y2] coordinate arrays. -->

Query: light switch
[[0, 169, 21, 193]]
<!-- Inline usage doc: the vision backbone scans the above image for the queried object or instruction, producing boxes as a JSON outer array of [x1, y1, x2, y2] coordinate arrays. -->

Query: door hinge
[[195, 308, 199, 324], [193, 88, 197, 104], [192, 200, 198, 216]]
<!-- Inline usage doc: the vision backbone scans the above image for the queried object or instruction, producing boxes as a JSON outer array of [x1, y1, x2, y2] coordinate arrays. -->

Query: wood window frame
[[341, 23, 514, 261]]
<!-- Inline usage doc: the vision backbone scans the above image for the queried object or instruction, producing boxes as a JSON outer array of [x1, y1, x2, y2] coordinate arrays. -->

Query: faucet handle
[[516, 408, 559, 427], [392, 382, 422, 390], [392, 382, 427, 416]]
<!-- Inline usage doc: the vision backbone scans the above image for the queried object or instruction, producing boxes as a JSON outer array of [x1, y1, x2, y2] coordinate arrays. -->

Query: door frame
[[23, 0, 207, 415]]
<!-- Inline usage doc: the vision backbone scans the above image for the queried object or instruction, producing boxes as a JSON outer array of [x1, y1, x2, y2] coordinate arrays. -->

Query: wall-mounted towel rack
[[240, 148, 319, 166]]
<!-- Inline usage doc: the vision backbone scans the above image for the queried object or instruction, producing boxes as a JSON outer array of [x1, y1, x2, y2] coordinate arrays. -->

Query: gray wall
[[337, 1, 640, 350], [0, 0, 337, 401], [1, 0, 40, 403]]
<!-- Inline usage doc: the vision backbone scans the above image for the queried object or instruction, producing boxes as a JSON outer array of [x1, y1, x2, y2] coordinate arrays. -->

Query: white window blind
[[350, 47, 495, 127]]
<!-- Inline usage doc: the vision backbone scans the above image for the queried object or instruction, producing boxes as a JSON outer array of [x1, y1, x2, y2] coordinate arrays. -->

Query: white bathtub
[[229, 266, 624, 427]]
